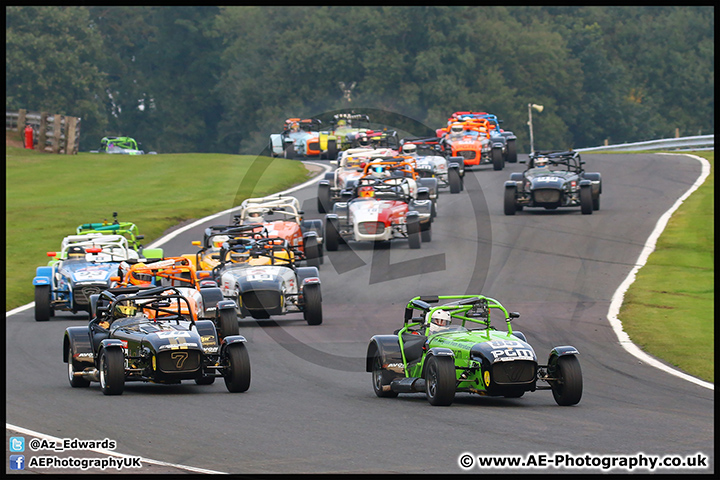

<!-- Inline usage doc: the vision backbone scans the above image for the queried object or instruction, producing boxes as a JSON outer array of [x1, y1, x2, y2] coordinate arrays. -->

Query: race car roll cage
[[235, 195, 305, 224], [526, 150, 586, 172], [92, 285, 198, 329]]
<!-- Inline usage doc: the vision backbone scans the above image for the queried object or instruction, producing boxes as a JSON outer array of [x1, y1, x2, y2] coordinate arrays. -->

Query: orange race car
[[111, 257, 240, 339], [438, 117, 505, 170]]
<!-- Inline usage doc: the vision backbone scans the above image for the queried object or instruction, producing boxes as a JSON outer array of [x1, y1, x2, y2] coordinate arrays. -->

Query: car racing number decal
[[487, 340, 534, 362], [171, 351, 189, 369], [247, 273, 273, 282], [535, 176, 560, 182], [156, 331, 191, 338]]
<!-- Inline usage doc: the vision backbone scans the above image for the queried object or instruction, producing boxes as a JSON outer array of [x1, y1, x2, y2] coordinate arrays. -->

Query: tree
[[6, 6, 108, 149]]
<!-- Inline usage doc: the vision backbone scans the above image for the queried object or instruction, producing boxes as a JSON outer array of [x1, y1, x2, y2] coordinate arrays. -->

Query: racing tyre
[[371, 354, 399, 398], [224, 344, 251, 393], [580, 187, 593, 214], [492, 147, 504, 171], [449, 168, 462, 194], [99, 348, 125, 395], [284, 144, 295, 159], [305, 235, 321, 268], [217, 308, 240, 339], [317, 184, 331, 213], [327, 139, 338, 160], [421, 222, 432, 243], [325, 218, 341, 251], [302, 284, 323, 325], [67, 345, 90, 388], [550, 355, 583, 406], [34, 285, 52, 321], [592, 192, 600, 211], [425, 355, 455, 406], [504, 187, 517, 216], [407, 219, 421, 249], [506, 139, 518, 163]]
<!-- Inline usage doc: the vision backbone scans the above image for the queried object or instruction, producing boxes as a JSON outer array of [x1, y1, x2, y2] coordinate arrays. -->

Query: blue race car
[[32, 233, 163, 321]]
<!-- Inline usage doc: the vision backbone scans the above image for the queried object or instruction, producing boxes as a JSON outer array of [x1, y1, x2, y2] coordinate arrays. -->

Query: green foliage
[[6, 6, 714, 154], [6, 6, 108, 143]]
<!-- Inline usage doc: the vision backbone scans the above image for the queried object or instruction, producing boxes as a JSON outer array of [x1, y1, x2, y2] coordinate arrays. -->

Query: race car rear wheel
[[66, 344, 90, 388], [302, 284, 323, 325], [99, 348, 125, 396], [425, 355, 455, 406], [506, 139, 517, 163], [449, 168, 462, 194], [317, 183, 331, 213], [371, 354, 399, 398], [504, 187, 517, 216], [550, 355, 583, 406], [34, 285, 52, 321], [326, 139, 338, 160], [224, 343, 251, 393], [217, 308, 240, 339], [407, 219, 421, 249], [580, 187, 593, 214], [492, 147, 504, 171], [325, 218, 341, 251], [304, 235, 321, 268], [421, 222, 432, 243]]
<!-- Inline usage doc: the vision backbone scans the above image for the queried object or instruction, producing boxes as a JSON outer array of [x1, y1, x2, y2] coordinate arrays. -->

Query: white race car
[[215, 237, 322, 325]]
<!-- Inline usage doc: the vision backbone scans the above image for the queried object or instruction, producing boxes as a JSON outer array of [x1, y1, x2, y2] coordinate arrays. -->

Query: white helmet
[[402, 143, 417, 155], [430, 309, 452, 326], [534, 156, 548, 168], [450, 123, 464, 134]]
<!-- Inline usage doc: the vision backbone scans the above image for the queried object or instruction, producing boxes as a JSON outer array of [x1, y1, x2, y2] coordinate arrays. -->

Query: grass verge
[[618, 152, 713, 383], [5, 145, 312, 309]]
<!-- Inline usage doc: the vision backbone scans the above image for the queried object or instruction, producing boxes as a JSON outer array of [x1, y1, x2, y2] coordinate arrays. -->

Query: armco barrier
[[575, 135, 714, 152]]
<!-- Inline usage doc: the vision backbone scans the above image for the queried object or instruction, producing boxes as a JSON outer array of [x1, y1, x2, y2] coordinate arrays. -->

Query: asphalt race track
[[6, 153, 713, 474]]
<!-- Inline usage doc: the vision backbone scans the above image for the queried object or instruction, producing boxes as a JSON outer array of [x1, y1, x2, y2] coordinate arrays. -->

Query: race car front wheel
[[302, 284, 323, 325], [99, 348, 125, 395], [425, 355, 455, 406], [550, 355, 583, 406], [224, 343, 251, 393], [34, 285, 52, 321]]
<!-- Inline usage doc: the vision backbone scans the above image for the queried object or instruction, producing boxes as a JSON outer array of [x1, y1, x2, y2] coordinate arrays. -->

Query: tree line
[[6, 6, 714, 154]]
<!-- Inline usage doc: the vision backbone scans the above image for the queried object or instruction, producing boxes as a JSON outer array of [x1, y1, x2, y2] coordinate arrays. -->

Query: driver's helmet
[[357, 134, 371, 147], [402, 143, 417, 155], [336, 119, 347, 127], [450, 123, 464, 134], [534, 156, 549, 168], [359, 186, 375, 198], [67, 246, 86, 258], [290, 122, 299, 132], [244, 210, 265, 224], [427, 309, 452, 334], [113, 300, 137, 319]]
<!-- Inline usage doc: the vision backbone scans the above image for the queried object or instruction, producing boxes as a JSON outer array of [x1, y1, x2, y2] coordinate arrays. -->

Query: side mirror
[[508, 312, 520, 319]]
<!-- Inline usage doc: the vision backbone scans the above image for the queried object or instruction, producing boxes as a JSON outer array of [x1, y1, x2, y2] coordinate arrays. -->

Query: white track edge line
[[605, 153, 713, 390]]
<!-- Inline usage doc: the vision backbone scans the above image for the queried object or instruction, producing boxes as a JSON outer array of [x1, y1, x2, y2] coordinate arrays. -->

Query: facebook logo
[[9, 436, 25, 452], [10, 455, 25, 470]]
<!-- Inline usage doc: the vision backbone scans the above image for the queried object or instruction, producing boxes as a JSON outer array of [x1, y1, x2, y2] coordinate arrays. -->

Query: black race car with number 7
[[366, 294, 582, 406], [63, 285, 250, 395]]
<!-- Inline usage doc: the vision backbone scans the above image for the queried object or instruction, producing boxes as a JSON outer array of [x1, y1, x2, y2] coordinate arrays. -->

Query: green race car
[[366, 294, 582, 406], [76, 212, 162, 258]]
